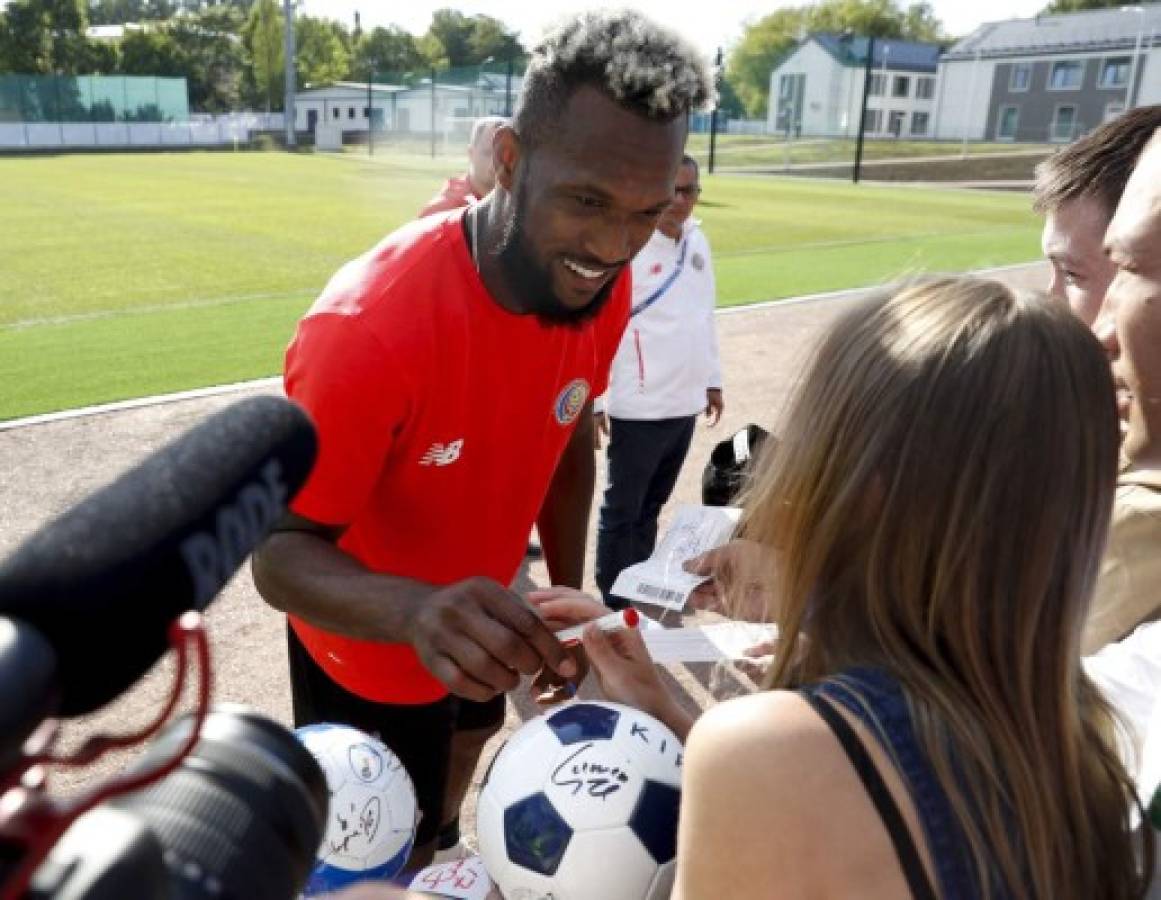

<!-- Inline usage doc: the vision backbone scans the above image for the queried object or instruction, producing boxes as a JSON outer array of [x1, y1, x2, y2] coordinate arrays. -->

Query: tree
[[724, 0, 946, 118], [242, 0, 282, 111], [468, 15, 522, 65], [724, 8, 808, 119], [418, 9, 523, 71], [424, 8, 473, 68], [167, 5, 244, 112], [118, 26, 183, 76], [295, 16, 349, 88], [350, 25, 423, 79], [0, 1, 55, 73], [0, 0, 91, 74]]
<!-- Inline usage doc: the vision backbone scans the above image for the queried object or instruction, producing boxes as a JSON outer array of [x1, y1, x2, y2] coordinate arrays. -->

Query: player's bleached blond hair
[[515, 9, 713, 147]]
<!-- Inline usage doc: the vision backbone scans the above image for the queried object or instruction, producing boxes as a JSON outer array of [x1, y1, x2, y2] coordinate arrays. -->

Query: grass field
[[0, 149, 1043, 421], [685, 133, 1053, 169]]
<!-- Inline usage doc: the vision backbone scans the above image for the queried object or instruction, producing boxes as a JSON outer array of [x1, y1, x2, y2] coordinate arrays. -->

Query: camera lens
[[112, 705, 327, 899]]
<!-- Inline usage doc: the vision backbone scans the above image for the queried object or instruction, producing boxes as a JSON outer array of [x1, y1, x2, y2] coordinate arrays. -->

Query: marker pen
[[554, 608, 640, 647]]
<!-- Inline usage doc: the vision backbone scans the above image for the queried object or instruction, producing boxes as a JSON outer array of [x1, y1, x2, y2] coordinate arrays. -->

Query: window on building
[[779, 74, 795, 99], [363, 106, 371, 118], [332, 106, 340, 119], [916, 77, 935, 99], [911, 111, 929, 135], [892, 75, 910, 98], [863, 108, 882, 132], [348, 107, 355, 119], [997, 105, 1019, 140], [888, 110, 905, 135], [1051, 104, 1078, 141], [1010, 63, 1032, 92], [868, 73, 884, 96], [1105, 101, 1125, 122], [1101, 57, 1131, 88], [1049, 60, 1084, 90]]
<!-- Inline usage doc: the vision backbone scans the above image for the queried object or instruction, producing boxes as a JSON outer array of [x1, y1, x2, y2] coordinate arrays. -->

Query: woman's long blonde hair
[[740, 277, 1150, 899]]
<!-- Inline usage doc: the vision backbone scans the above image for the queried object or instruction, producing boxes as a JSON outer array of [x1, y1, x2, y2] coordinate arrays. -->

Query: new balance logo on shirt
[[419, 439, 464, 467]]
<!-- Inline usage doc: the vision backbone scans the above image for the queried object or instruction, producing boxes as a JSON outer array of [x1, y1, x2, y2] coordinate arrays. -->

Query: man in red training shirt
[[253, 9, 712, 872]]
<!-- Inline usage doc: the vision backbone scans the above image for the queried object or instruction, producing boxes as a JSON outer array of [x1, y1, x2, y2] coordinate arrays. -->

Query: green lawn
[[0, 150, 1042, 421], [686, 134, 1053, 169]]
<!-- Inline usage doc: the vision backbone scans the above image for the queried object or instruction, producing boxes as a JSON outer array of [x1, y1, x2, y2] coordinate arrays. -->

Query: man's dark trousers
[[596, 415, 697, 608]]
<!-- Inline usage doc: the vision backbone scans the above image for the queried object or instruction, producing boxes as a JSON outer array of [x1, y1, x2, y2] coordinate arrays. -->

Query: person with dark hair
[[1033, 105, 1161, 326], [593, 153, 724, 608], [252, 9, 711, 871]]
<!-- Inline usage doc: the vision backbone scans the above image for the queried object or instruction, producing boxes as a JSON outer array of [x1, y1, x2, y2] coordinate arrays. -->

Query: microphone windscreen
[[0, 395, 317, 716]]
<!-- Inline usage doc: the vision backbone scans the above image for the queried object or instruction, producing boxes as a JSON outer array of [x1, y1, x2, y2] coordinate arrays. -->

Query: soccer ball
[[477, 701, 683, 900], [295, 723, 419, 897]]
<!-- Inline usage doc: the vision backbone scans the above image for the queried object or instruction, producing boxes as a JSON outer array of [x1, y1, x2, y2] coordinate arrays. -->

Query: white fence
[[0, 112, 285, 151], [724, 118, 774, 136]]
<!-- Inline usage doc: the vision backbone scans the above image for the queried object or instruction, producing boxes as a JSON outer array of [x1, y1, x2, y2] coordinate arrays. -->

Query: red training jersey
[[418, 174, 478, 218], [284, 210, 630, 704]]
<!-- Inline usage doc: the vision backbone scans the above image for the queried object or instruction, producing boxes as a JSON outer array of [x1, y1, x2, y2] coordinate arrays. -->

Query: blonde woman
[[536, 277, 1153, 900]]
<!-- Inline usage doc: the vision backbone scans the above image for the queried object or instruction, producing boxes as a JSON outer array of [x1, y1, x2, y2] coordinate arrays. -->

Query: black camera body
[[0, 397, 325, 900], [19, 700, 327, 900]]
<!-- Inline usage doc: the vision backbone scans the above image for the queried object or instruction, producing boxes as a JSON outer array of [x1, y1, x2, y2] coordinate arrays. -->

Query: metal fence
[[0, 75, 190, 124], [0, 112, 283, 151]]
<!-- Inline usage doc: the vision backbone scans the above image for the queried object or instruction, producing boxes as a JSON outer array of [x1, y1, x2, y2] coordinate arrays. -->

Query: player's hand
[[526, 586, 606, 704], [406, 577, 577, 702], [683, 538, 773, 621], [705, 389, 724, 427], [593, 411, 609, 449], [530, 591, 665, 707]]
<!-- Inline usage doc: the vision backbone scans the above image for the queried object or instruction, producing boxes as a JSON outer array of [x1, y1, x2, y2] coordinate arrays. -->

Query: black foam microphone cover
[[0, 395, 317, 716]]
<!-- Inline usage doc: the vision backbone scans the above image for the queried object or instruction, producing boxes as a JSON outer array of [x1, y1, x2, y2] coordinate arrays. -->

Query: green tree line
[[0, 0, 525, 113]]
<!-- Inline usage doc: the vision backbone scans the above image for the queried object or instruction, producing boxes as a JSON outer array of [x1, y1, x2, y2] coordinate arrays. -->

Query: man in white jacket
[[593, 154, 724, 608]]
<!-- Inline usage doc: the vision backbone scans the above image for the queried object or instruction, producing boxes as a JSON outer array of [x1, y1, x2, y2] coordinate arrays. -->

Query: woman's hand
[[684, 538, 775, 621], [528, 588, 693, 739]]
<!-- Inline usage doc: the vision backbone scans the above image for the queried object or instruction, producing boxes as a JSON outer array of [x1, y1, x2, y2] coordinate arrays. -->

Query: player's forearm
[[252, 531, 432, 643], [538, 423, 596, 589]]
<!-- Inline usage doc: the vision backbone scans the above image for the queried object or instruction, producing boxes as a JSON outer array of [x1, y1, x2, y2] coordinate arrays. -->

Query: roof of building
[[944, 4, 1161, 60], [811, 32, 943, 72]]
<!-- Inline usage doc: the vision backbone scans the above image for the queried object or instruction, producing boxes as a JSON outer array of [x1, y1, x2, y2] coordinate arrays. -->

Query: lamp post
[[852, 35, 875, 184], [282, 0, 296, 148], [1125, 6, 1146, 111], [475, 56, 494, 117]]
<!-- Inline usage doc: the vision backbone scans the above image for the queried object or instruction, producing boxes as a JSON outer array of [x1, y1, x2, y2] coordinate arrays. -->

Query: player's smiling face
[[496, 85, 685, 324]]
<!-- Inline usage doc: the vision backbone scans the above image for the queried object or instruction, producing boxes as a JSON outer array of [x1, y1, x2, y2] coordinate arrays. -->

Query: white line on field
[[0, 377, 284, 432], [0, 261, 1044, 432], [1, 289, 317, 331]]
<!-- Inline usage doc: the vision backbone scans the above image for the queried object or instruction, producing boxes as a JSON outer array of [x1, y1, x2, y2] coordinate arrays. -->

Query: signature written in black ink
[[550, 742, 631, 799]]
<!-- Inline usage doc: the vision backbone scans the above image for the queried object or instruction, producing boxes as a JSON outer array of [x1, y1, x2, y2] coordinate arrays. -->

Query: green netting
[[0, 75, 189, 123]]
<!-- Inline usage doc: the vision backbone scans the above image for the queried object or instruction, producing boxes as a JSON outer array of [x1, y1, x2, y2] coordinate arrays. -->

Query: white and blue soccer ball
[[295, 723, 419, 897], [477, 701, 683, 900]]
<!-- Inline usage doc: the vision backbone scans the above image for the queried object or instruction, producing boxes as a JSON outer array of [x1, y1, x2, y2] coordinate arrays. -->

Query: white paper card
[[642, 622, 778, 663], [609, 505, 742, 610], [408, 856, 493, 899]]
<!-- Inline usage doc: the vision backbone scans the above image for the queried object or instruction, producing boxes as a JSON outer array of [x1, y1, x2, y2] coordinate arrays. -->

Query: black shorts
[[286, 626, 506, 847]]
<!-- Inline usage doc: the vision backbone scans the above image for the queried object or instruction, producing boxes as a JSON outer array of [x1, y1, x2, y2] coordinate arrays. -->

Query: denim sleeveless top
[[801, 666, 1001, 900]]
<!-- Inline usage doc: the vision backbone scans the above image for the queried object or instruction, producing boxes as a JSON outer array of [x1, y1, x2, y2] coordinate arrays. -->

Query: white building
[[935, 5, 1161, 142], [294, 75, 517, 138], [767, 33, 942, 139]]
